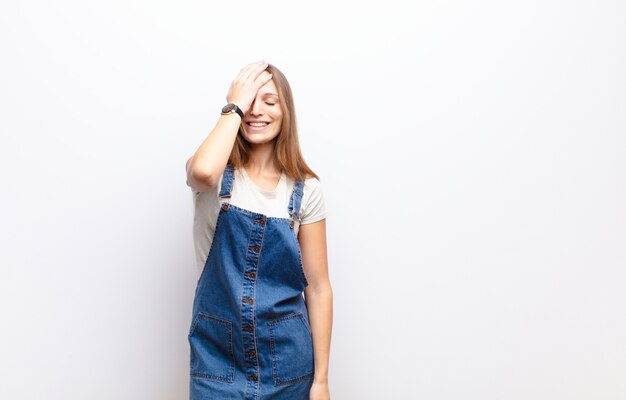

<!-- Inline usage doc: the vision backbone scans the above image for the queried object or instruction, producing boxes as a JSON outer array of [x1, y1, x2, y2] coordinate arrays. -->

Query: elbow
[[186, 162, 219, 190], [192, 168, 219, 187]]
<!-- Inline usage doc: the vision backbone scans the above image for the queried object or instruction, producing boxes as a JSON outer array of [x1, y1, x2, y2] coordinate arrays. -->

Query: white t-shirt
[[191, 167, 327, 275]]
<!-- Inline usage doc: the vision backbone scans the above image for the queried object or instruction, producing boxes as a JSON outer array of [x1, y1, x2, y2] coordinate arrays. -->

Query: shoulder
[[303, 175, 322, 188], [300, 175, 324, 198], [301, 172, 323, 187], [298, 175, 327, 223], [191, 184, 219, 206]]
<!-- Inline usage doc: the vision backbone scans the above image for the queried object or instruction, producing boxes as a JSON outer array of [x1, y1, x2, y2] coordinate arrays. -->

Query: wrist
[[221, 103, 244, 119], [225, 100, 247, 115]]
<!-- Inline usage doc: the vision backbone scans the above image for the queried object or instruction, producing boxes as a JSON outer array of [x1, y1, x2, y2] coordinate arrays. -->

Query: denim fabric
[[189, 164, 314, 400]]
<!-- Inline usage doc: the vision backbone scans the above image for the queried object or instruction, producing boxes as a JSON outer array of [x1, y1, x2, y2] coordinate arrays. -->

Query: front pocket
[[188, 312, 235, 383], [268, 312, 314, 386]]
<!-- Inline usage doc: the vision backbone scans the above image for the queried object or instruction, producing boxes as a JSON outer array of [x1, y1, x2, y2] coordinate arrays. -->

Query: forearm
[[304, 285, 333, 383], [187, 113, 241, 189]]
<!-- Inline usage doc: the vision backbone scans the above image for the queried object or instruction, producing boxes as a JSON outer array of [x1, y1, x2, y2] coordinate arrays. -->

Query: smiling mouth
[[246, 122, 270, 127]]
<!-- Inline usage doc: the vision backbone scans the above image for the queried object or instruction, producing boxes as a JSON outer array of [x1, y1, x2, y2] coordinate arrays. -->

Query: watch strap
[[222, 103, 244, 119]]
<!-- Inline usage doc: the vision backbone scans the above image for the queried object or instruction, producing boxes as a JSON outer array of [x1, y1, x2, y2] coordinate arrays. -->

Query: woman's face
[[240, 77, 283, 145]]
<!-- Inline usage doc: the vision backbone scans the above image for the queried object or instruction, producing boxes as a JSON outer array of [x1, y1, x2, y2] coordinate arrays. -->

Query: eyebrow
[[261, 93, 279, 98]]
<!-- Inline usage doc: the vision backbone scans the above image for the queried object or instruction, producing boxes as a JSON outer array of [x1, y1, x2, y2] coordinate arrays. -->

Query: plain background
[[1, 1, 625, 399]]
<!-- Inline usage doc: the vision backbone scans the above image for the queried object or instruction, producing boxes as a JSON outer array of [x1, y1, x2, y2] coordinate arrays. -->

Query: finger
[[232, 61, 261, 83], [241, 61, 268, 82], [249, 67, 272, 88], [253, 71, 273, 87], [240, 61, 268, 82]]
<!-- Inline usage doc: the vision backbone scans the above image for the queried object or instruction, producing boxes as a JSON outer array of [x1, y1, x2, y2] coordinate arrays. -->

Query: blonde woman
[[186, 60, 332, 400]]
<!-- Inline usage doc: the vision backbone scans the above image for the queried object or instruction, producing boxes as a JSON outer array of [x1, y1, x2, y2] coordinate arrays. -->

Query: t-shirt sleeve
[[300, 178, 328, 224]]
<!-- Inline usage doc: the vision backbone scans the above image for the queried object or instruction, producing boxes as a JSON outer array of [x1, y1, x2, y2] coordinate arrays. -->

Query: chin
[[242, 130, 280, 145]]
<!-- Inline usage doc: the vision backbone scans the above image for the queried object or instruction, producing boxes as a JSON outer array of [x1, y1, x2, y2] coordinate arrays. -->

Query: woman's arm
[[186, 113, 243, 191], [186, 61, 273, 191], [299, 219, 333, 388]]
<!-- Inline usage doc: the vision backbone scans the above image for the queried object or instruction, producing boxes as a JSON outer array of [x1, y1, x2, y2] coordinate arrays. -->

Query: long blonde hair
[[228, 64, 319, 182]]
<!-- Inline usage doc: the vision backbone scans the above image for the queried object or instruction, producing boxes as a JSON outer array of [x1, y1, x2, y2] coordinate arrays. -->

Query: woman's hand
[[309, 381, 331, 400], [226, 60, 273, 115]]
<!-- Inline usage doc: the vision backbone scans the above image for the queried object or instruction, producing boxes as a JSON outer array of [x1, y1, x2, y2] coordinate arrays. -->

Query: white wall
[[1, 1, 624, 399]]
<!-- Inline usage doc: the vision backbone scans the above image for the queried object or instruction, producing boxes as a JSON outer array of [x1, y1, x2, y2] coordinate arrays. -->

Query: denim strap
[[288, 180, 305, 222], [218, 163, 235, 200]]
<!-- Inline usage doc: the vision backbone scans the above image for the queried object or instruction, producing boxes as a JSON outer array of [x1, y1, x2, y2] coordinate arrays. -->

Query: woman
[[185, 60, 333, 400]]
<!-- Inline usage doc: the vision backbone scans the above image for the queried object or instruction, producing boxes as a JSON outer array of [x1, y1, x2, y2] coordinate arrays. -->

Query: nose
[[249, 98, 263, 116]]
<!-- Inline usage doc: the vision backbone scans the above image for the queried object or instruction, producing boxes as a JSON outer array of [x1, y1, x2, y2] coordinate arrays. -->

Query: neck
[[245, 140, 279, 175]]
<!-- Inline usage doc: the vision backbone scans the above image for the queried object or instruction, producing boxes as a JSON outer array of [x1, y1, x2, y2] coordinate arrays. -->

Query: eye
[[265, 102, 276, 106]]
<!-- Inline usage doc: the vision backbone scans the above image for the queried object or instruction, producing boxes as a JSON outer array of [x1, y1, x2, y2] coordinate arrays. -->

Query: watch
[[221, 103, 244, 119]]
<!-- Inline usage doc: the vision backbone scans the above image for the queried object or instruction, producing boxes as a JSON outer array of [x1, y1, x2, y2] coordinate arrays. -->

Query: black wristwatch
[[221, 103, 244, 119]]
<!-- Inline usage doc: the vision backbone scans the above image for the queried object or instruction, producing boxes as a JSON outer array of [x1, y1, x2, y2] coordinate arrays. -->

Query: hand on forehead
[[258, 70, 272, 86], [257, 71, 276, 94]]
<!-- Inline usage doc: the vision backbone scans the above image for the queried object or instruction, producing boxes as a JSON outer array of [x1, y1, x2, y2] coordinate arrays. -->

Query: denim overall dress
[[188, 164, 315, 399]]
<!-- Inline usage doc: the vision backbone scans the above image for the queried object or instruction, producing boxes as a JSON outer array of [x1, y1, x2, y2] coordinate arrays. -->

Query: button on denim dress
[[188, 164, 314, 399]]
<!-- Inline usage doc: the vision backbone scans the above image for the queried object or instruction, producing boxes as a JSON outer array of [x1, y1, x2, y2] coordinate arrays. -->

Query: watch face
[[222, 104, 236, 113]]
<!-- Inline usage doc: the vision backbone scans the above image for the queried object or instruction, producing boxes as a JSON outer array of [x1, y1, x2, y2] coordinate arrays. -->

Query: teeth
[[249, 122, 269, 127]]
